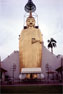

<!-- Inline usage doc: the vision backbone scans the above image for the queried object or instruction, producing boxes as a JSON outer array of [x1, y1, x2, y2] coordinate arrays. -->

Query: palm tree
[[47, 38, 57, 53]]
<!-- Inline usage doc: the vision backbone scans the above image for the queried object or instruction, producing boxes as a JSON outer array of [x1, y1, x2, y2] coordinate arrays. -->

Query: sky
[[0, 0, 63, 60]]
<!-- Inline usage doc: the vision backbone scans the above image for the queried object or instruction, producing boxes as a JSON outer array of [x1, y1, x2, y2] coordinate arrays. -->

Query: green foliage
[[47, 38, 57, 53]]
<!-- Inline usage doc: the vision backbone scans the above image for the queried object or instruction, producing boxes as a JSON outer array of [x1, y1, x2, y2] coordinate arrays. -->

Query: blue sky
[[0, 0, 63, 60]]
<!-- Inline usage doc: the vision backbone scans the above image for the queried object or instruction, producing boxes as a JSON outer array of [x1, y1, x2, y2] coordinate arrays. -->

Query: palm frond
[[51, 38, 57, 43], [48, 43, 52, 48], [53, 43, 56, 47], [47, 40, 50, 43]]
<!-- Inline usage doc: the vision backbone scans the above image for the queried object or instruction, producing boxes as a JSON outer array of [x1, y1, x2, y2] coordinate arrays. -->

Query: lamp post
[[12, 64, 16, 84], [0, 56, 1, 68], [46, 63, 50, 82], [61, 58, 63, 82]]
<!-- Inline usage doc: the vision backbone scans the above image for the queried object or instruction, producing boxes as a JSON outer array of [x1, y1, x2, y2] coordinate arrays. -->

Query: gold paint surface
[[19, 27, 42, 72]]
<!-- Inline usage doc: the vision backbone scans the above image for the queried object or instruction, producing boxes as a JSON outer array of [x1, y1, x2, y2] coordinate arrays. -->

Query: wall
[[42, 45, 61, 78], [1, 46, 62, 80], [1, 51, 19, 80]]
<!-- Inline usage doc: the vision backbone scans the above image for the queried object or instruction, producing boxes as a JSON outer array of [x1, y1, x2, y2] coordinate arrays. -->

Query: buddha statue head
[[26, 16, 35, 28]]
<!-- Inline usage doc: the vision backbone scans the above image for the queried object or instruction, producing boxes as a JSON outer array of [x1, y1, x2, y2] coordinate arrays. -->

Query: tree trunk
[[51, 47, 53, 53]]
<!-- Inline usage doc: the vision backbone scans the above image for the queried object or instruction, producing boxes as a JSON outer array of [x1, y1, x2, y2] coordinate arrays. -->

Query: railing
[[0, 78, 63, 85]]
